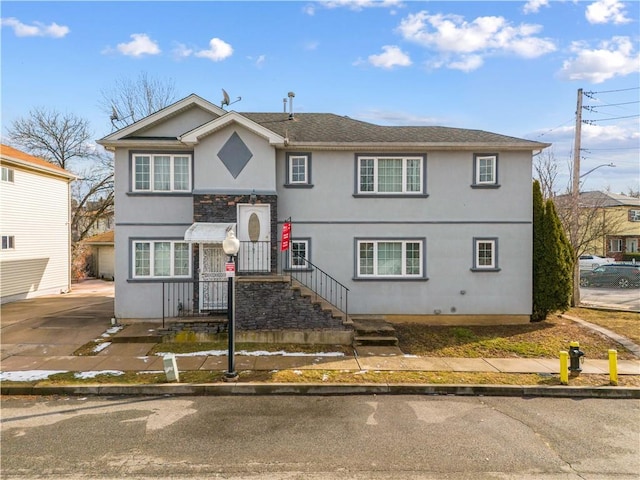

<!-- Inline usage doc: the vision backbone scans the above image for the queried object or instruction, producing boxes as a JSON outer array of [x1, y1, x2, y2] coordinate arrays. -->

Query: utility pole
[[571, 88, 583, 306]]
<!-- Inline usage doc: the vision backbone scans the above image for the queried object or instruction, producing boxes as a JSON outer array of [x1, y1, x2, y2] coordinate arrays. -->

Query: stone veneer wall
[[193, 193, 278, 272], [235, 277, 348, 331]]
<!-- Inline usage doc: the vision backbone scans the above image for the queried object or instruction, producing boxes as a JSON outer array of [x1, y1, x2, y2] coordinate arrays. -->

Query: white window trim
[[473, 238, 498, 270], [132, 153, 192, 193], [289, 239, 309, 269], [132, 240, 192, 278], [357, 156, 424, 194], [288, 155, 308, 184], [1, 235, 15, 250], [356, 239, 423, 278], [1, 166, 15, 183], [474, 155, 497, 185]]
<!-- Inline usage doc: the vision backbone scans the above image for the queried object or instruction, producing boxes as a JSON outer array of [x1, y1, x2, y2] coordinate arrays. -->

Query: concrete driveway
[[580, 286, 640, 312], [0, 280, 114, 359]]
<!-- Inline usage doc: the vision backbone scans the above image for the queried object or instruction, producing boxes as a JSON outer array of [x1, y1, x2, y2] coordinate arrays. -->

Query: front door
[[199, 244, 227, 310], [237, 204, 271, 272]]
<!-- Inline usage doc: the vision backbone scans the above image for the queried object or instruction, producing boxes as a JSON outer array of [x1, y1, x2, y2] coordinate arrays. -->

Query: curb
[[3, 383, 639, 399]]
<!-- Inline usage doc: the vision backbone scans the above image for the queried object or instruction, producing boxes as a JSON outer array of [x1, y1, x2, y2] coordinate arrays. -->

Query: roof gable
[[98, 94, 227, 144], [180, 111, 285, 146], [0, 144, 77, 180]]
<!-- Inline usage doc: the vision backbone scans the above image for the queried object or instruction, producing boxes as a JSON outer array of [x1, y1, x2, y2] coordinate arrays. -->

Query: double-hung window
[[472, 238, 499, 271], [133, 240, 191, 278], [356, 239, 423, 278], [357, 156, 424, 194], [629, 210, 640, 222], [1, 166, 14, 183], [473, 154, 498, 186], [133, 154, 191, 192], [609, 239, 623, 253], [1, 235, 15, 250], [285, 153, 312, 186]]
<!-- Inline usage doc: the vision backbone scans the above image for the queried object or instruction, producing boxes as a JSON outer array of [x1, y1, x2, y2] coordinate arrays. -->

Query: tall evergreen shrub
[[531, 181, 574, 321]]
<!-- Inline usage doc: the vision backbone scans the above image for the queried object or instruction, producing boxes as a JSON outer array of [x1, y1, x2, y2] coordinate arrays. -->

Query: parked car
[[579, 264, 640, 289], [579, 254, 615, 271]]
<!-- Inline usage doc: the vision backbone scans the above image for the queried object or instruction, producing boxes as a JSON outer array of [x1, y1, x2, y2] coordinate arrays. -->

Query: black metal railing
[[162, 240, 350, 324], [282, 253, 349, 318], [162, 279, 228, 327]]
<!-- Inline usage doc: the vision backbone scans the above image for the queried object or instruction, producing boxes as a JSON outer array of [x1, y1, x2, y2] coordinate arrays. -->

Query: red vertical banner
[[281, 222, 291, 251]]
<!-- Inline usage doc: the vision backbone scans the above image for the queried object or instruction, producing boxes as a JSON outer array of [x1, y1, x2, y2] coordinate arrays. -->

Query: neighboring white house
[[0, 144, 76, 303], [98, 93, 549, 326]]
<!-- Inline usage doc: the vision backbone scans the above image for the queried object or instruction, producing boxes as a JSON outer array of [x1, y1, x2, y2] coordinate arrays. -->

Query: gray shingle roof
[[240, 112, 547, 147]]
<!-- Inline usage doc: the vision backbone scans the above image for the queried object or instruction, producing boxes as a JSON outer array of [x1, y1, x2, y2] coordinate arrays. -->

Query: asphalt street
[[1, 395, 638, 479]]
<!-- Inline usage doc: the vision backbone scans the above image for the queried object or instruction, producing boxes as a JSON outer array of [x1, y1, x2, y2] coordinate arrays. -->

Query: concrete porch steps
[[351, 318, 400, 348]]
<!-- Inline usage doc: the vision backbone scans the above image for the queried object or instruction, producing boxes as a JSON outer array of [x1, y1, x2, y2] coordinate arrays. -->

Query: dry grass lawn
[[394, 309, 639, 360]]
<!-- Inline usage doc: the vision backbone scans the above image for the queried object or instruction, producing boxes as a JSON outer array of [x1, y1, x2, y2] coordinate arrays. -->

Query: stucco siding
[[0, 166, 71, 302], [193, 125, 277, 193]]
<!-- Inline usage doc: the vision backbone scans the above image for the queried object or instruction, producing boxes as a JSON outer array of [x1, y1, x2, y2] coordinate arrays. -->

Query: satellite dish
[[221, 89, 230, 107]]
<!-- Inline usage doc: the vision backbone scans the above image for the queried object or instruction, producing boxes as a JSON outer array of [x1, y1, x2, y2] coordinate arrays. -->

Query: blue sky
[[2, 0, 638, 193]]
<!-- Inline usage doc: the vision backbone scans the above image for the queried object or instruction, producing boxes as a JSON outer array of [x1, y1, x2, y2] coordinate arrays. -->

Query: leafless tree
[[7, 108, 114, 247], [100, 72, 177, 128], [533, 148, 561, 200], [8, 108, 97, 170]]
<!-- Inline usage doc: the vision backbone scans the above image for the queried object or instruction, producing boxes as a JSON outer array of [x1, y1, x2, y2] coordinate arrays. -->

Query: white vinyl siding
[[357, 156, 423, 194], [0, 165, 71, 301], [133, 154, 191, 192]]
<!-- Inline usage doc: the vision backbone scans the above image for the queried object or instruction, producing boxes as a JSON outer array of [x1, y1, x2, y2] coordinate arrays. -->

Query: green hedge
[[621, 252, 640, 262]]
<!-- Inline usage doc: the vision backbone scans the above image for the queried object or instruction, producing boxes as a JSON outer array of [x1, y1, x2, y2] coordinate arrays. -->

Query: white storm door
[[237, 204, 271, 272], [199, 244, 227, 310]]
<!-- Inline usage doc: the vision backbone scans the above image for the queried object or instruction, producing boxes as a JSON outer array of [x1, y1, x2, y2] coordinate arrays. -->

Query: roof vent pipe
[[283, 97, 287, 113], [288, 91, 295, 119]]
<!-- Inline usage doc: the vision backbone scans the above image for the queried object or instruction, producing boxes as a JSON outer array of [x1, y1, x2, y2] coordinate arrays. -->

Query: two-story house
[[98, 93, 549, 329], [1, 144, 77, 303]]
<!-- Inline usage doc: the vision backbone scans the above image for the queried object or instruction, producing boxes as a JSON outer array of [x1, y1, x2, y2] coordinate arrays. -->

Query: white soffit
[[184, 223, 236, 243]]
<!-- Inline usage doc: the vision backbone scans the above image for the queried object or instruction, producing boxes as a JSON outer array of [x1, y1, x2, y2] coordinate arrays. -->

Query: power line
[[584, 87, 640, 96], [583, 114, 640, 124]]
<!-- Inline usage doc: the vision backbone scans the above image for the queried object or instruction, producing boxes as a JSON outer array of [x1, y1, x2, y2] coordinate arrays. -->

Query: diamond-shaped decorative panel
[[218, 132, 253, 179]]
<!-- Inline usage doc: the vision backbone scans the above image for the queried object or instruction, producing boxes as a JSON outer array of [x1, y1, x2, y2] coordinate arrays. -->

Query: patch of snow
[[354, 370, 369, 375], [293, 370, 303, 375], [404, 354, 419, 358], [74, 370, 124, 379], [0, 370, 68, 382], [102, 325, 124, 337], [92, 342, 111, 353], [322, 373, 329, 382], [156, 350, 345, 358]]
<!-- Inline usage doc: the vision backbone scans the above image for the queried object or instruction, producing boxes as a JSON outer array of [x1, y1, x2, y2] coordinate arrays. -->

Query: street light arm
[[579, 163, 615, 179]]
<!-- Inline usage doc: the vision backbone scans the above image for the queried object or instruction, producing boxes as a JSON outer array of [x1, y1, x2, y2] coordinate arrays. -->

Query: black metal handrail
[[283, 253, 349, 318], [162, 279, 228, 327]]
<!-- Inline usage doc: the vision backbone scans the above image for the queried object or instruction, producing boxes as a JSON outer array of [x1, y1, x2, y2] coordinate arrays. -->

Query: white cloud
[[447, 54, 484, 72], [171, 43, 193, 60], [308, 0, 403, 13], [195, 38, 233, 61], [0, 17, 69, 38], [523, 0, 549, 14], [368, 45, 412, 69], [116, 33, 160, 57], [559, 36, 640, 83], [585, 0, 631, 25], [396, 11, 556, 71], [248, 54, 266, 68]]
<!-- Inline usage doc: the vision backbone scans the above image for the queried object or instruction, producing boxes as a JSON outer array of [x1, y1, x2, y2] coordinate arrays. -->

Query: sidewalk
[[2, 279, 639, 398]]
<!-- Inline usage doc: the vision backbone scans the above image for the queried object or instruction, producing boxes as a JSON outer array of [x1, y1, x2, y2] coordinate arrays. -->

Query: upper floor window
[[471, 238, 500, 271], [356, 239, 423, 278], [132, 240, 191, 278], [629, 210, 640, 222], [132, 154, 191, 192], [472, 154, 499, 187], [285, 153, 312, 187], [1, 235, 15, 250], [1, 166, 15, 183], [357, 156, 424, 195]]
